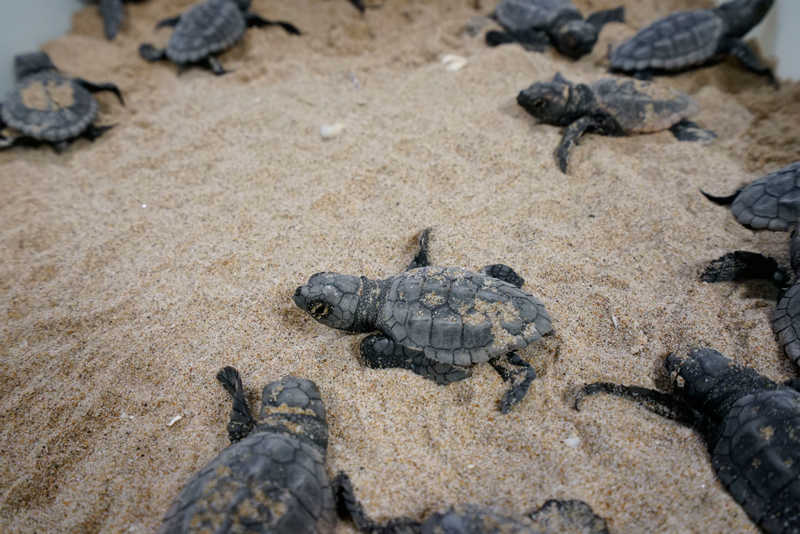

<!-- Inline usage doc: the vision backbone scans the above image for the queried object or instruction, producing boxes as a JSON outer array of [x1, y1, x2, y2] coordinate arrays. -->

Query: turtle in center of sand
[[293, 229, 554, 413], [139, 0, 300, 76], [517, 72, 715, 173]]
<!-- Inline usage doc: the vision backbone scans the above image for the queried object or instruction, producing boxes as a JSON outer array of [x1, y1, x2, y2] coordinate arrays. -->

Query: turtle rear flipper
[[701, 251, 785, 286], [139, 44, 167, 63], [155, 15, 181, 29], [486, 28, 550, 51], [99, 0, 125, 40], [585, 6, 625, 31], [74, 78, 125, 105], [490, 351, 536, 413], [725, 38, 779, 88]]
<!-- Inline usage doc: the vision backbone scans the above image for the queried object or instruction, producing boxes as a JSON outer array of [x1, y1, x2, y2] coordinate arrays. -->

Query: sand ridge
[[1, 0, 799, 532]]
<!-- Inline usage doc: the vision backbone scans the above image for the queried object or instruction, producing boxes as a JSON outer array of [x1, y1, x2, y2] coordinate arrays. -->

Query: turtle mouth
[[293, 286, 306, 308]]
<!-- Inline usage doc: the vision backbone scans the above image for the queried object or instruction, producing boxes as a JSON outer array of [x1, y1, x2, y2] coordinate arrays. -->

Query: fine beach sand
[[1, 0, 799, 532]]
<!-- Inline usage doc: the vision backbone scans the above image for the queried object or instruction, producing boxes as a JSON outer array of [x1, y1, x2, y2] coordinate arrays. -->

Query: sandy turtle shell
[[159, 372, 338, 534], [2, 70, 98, 143], [610, 10, 724, 72], [588, 78, 698, 133], [725, 162, 800, 231], [378, 266, 552, 366], [166, 0, 247, 64], [494, 0, 581, 32], [576, 348, 800, 534]]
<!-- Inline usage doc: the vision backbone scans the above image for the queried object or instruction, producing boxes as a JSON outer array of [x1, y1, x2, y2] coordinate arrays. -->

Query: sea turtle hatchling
[[0, 51, 124, 152], [89, 0, 145, 40], [517, 72, 714, 173], [702, 227, 800, 368], [609, 0, 777, 86], [575, 347, 800, 534], [336, 477, 610, 534], [293, 229, 554, 413], [702, 161, 800, 232], [139, 0, 300, 76], [160, 366, 355, 533], [485, 0, 625, 60]]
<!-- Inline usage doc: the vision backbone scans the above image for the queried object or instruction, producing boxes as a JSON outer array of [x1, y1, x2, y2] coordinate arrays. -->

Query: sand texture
[[1, 0, 799, 532]]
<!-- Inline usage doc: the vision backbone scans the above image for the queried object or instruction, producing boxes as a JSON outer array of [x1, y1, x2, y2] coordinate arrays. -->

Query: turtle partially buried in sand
[[610, 0, 776, 86], [0, 52, 124, 152], [575, 348, 800, 534], [517, 72, 715, 173], [139, 0, 300, 76], [161, 367, 349, 533], [337, 477, 610, 534], [486, 0, 625, 59], [293, 229, 554, 413]]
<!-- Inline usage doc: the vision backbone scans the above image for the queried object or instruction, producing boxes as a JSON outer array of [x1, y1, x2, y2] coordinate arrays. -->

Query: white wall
[[743, 0, 800, 80], [0, 0, 83, 97]]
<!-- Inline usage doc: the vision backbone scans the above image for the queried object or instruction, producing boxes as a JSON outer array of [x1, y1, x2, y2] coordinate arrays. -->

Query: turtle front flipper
[[74, 78, 125, 105], [485, 28, 550, 51], [773, 284, 800, 366], [349, 0, 366, 13], [405, 227, 432, 270], [669, 119, 716, 142], [489, 352, 536, 413], [585, 6, 625, 31], [480, 264, 524, 288], [574, 381, 700, 427], [206, 57, 229, 77], [155, 15, 181, 29], [701, 188, 741, 206], [246, 13, 301, 35], [216, 366, 255, 442], [99, 0, 125, 40], [555, 115, 596, 173], [360, 334, 472, 385], [724, 38, 778, 88], [333, 471, 422, 533], [139, 44, 167, 63], [83, 124, 114, 142], [700, 250, 787, 287]]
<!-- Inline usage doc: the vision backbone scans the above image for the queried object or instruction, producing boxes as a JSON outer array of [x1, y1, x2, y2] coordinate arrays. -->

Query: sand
[[1, 0, 799, 532]]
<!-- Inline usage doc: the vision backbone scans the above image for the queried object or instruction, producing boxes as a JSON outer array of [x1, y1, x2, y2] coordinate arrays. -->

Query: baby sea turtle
[[349, 0, 365, 13], [90, 0, 144, 40], [575, 347, 800, 534], [486, 0, 624, 59], [139, 0, 300, 76], [517, 72, 714, 173], [0, 51, 124, 152], [293, 229, 553, 413], [703, 161, 800, 231], [160, 367, 352, 533], [610, 0, 777, 86], [702, 227, 800, 368], [337, 476, 609, 534]]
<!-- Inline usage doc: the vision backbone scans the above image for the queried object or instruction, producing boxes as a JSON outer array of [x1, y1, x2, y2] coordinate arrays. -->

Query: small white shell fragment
[[564, 435, 581, 448], [320, 123, 345, 140], [167, 414, 183, 427], [441, 54, 467, 72], [611, 314, 619, 329]]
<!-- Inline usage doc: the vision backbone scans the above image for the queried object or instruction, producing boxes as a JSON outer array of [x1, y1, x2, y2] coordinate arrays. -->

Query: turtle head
[[232, 0, 251, 11], [666, 348, 776, 425], [517, 73, 574, 125], [14, 52, 56, 80], [715, 0, 774, 37], [258, 376, 328, 452], [553, 20, 597, 59], [294, 272, 378, 332]]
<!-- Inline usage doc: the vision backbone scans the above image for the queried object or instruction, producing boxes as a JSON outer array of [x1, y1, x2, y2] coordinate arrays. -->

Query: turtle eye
[[533, 99, 545, 109], [308, 299, 331, 320]]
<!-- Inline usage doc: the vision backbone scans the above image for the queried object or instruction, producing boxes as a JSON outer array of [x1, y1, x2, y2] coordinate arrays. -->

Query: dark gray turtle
[[574, 347, 800, 534], [0, 52, 124, 152], [517, 72, 714, 173], [702, 226, 800, 368], [139, 0, 300, 76], [349, 0, 365, 12], [336, 476, 609, 534], [703, 161, 800, 231], [160, 366, 353, 533], [610, 0, 777, 86], [485, 0, 624, 59], [293, 229, 553, 413], [88, 0, 145, 40]]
